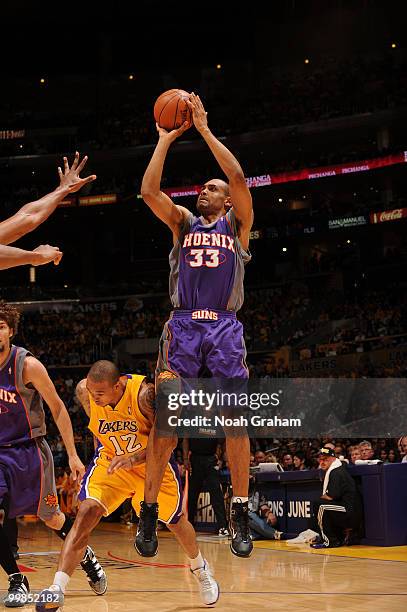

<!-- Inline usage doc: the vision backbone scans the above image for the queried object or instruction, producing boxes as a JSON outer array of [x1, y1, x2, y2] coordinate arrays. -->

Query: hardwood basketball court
[[1, 521, 406, 611]]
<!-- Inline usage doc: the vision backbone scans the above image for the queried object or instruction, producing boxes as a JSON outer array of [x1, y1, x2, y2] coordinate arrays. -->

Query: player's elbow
[[141, 181, 159, 199], [229, 170, 247, 186], [17, 213, 38, 236]]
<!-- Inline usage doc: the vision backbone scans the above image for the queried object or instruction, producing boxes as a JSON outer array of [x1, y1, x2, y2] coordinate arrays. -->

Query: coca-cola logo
[[379, 209, 403, 222]]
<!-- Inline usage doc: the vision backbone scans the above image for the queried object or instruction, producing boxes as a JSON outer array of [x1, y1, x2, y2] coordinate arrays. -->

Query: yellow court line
[[253, 540, 407, 562]]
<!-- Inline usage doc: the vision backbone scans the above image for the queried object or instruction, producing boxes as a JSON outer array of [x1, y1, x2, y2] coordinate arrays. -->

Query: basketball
[[153, 89, 192, 131]]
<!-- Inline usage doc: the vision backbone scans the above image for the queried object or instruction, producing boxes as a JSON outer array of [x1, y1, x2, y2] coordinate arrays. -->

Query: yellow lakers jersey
[[88, 374, 150, 457]]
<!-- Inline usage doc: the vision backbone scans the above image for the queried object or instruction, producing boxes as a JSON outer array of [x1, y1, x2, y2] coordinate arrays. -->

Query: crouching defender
[[36, 360, 219, 611]]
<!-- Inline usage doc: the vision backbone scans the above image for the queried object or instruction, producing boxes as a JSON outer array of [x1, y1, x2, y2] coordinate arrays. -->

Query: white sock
[[232, 496, 248, 504], [52, 571, 70, 594], [190, 551, 205, 571]]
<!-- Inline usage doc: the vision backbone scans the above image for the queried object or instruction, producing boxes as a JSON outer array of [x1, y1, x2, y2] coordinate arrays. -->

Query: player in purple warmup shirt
[[137, 92, 254, 559], [0, 303, 106, 608]]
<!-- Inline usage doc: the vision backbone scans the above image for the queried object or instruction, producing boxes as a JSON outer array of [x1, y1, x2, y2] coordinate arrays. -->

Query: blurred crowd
[[12, 283, 407, 373], [1, 52, 406, 157]]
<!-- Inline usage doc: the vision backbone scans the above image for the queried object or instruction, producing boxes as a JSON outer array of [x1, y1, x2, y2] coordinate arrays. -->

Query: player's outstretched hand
[[155, 121, 190, 144], [186, 92, 208, 134], [32, 244, 63, 266], [58, 151, 97, 193], [69, 453, 85, 482], [107, 449, 147, 474]]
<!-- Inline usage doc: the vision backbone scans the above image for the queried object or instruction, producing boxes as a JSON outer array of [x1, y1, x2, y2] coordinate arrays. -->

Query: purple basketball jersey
[[169, 210, 251, 311], [0, 345, 46, 445]]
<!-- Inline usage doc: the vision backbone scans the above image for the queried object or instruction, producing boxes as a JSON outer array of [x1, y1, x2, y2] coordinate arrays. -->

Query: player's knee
[[70, 501, 104, 542], [77, 500, 104, 526]]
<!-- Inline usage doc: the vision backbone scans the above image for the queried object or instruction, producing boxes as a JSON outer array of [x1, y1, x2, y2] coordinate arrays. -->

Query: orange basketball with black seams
[[153, 89, 192, 131]]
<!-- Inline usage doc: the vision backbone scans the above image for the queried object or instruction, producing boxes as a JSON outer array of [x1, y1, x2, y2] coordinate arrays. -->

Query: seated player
[[0, 303, 105, 608], [36, 360, 219, 611]]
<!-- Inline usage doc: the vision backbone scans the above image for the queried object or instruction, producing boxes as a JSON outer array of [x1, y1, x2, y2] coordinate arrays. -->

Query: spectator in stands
[[349, 445, 361, 464], [398, 436, 407, 463], [281, 453, 294, 471], [359, 441, 375, 460], [293, 451, 308, 471], [387, 448, 400, 463], [254, 451, 266, 465]]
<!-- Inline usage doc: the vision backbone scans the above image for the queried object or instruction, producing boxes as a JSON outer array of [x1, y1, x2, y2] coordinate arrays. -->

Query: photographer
[[248, 497, 295, 541]]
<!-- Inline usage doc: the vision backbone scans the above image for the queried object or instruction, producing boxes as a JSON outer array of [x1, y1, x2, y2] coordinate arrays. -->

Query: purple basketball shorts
[[156, 309, 249, 380]]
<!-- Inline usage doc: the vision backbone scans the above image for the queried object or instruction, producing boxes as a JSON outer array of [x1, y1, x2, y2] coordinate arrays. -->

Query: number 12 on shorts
[[109, 433, 142, 456]]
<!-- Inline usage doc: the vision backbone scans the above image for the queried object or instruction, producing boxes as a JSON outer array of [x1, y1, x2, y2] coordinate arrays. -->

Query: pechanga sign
[[158, 152, 407, 198], [328, 215, 368, 229]]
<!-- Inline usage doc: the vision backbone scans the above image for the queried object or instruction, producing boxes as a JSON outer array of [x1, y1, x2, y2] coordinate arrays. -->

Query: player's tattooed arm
[[138, 380, 156, 426], [107, 448, 147, 474], [75, 378, 91, 418]]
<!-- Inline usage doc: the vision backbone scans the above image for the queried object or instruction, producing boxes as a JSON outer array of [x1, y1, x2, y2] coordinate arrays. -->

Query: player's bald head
[[88, 360, 120, 385], [208, 178, 230, 196]]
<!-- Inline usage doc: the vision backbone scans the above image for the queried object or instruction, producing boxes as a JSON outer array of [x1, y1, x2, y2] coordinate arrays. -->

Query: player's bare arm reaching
[[0, 152, 96, 270], [24, 357, 85, 481]]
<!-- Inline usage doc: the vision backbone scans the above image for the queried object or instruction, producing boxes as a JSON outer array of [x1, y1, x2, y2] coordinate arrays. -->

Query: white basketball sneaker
[[191, 560, 220, 606]]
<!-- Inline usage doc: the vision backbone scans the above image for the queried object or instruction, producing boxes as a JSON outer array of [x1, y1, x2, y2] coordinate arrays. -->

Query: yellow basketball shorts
[[78, 447, 183, 524]]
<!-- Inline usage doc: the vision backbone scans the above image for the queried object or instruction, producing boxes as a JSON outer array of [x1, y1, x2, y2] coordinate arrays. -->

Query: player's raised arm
[[141, 123, 192, 239], [187, 93, 253, 248], [0, 152, 96, 246], [23, 357, 85, 481]]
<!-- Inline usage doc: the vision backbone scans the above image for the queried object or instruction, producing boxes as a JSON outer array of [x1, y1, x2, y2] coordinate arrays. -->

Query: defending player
[[36, 360, 219, 611], [138, 92, 254, 557], [0, 303, 106, 608], [0, 152, 96, 270]]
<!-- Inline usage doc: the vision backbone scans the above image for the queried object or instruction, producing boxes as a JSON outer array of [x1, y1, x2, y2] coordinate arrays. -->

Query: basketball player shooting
[[138, 92, 254, 558]]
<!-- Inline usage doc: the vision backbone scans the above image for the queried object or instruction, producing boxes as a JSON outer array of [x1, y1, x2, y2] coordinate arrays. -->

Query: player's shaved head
[[88, 360, 120, 385], [207, 178, 229, 196]]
